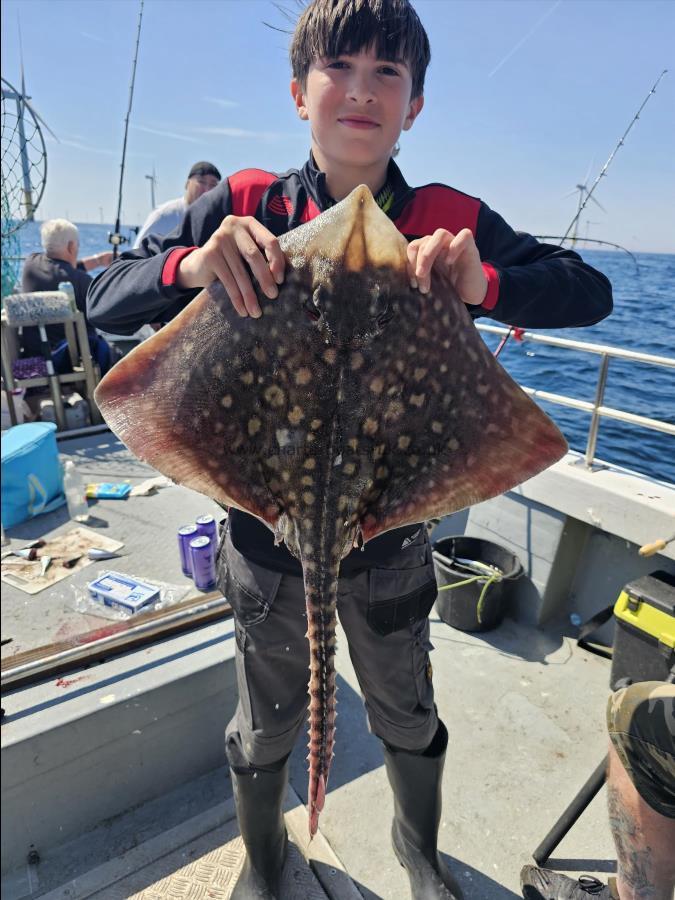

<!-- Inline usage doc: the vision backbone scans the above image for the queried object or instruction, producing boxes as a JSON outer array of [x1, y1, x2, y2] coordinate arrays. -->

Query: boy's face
[[291, 46, 423, 174]]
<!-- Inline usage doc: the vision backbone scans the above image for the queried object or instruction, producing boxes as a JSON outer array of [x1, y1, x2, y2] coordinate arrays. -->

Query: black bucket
[[432, 536, 522, 632]]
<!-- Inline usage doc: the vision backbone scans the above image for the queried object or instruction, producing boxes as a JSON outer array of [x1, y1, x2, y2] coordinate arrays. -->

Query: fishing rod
[[535, 236, 639, 272], [560, 69, 667, 245], [109, 0, 144, 260], [495, 69, 668, 360]]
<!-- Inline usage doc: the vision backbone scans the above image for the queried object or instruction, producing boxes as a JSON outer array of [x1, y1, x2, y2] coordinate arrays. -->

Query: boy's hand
[[177, 216, 285, 318], [407, 228, 488, 307]]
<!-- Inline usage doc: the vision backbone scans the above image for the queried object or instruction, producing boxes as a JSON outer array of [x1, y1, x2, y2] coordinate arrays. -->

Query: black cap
[[188, 161, 222, 181]]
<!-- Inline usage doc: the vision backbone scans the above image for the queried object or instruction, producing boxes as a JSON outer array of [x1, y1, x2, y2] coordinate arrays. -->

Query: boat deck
[[1, 430, 225, 658], [2, 431, 618, 899]]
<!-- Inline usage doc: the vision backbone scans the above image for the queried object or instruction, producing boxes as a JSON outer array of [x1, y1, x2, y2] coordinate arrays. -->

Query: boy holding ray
[[89, 2, 613, 896]]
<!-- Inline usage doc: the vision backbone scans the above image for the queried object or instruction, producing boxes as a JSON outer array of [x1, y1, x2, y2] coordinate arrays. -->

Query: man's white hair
[[40, 219, 79, 255]]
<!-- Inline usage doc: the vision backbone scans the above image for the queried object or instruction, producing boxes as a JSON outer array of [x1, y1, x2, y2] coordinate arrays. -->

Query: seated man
[[521, 681, 675, 900], [133, 160, 221, 247], [20, 218, 113, 374]]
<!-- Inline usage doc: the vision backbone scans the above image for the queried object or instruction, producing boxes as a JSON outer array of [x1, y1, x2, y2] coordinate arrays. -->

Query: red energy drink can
[[178, 524, 199, 577], [189, 535, 216, 590]]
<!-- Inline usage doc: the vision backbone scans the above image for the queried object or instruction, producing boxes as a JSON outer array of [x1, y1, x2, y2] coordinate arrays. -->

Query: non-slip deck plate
[[88, 820, 327, 900]]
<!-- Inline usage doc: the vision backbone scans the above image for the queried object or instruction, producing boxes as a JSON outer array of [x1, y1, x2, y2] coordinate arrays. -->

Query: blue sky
[[2, 0, 673, 252]]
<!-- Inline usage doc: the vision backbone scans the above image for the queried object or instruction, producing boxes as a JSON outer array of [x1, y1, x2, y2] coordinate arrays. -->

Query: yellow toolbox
[[611, 570, 675, 688]]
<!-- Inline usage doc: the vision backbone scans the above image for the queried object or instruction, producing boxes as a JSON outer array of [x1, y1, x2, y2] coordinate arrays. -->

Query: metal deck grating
[[89, 824, 327, 899]]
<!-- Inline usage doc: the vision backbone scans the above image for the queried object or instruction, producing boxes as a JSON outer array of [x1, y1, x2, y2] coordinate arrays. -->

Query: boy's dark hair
[[290, 0, 431, 99]]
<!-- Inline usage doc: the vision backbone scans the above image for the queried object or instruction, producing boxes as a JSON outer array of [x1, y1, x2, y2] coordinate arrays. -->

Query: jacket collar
[[301, 153, 414, 218]]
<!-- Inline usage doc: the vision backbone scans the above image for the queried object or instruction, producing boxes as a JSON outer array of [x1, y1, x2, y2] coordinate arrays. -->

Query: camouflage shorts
[[607, 681, 675, 818]]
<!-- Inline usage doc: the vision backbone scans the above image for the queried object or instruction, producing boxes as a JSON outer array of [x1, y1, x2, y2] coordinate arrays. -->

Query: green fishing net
[[1, 187, 21, 300], [2, 76, 48, 301]]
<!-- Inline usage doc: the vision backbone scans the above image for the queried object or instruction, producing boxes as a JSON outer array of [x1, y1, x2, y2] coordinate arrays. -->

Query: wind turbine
[[564, 160, 606, 247], [145, 165, 157, 210], [18, 72, 57, 220]]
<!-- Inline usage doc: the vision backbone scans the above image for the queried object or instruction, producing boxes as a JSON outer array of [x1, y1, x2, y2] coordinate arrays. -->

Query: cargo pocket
[[217, 522, 287, 734], [412, 622, 436, 710], [367, 561, 438, 636], [217, 522, 282, 629]]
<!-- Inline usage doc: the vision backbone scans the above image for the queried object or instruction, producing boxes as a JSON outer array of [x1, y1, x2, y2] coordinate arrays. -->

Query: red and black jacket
[[86, 156, 612, 576], [87, 154, 612, 335]]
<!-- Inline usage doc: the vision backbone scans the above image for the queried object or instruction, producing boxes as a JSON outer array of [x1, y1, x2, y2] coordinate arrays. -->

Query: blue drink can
[[195, 515, 217, 541], [195, 515, 217, 566], [178, 524, 199, 577], [189, 535, 216, 591]]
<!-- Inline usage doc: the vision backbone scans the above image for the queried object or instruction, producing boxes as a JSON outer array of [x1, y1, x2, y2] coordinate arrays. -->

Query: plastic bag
[[65, 566, 190, 621]]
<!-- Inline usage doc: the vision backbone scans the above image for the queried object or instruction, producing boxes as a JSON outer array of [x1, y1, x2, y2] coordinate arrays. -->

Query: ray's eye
[[304, 300, 321, 322], [377, 300, 393, 328], [304, 288, 322, 322], [370, 284, 393, 329]]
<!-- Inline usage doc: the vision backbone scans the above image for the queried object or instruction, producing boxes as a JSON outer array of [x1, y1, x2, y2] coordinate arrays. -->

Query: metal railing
[[477, 324, 675, 469]]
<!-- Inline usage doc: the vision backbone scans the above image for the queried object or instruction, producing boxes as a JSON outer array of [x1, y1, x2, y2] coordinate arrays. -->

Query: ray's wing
[[94, 282, 288, 527], [357, 273, 568, 543]]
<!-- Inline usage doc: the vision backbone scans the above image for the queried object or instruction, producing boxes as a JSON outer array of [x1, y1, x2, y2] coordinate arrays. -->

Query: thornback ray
[[95, 184, 567, 836]]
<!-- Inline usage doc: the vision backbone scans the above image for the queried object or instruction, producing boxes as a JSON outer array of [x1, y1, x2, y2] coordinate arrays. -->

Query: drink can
[[196, 515, 218, 566], [189, 536, 216, 591], [178, 524, 199, 577], [195, 515, 217, 542]]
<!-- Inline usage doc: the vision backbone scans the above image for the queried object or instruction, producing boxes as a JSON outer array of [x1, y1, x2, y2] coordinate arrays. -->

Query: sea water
[[13, 223, 675, 484], [480, 250, 675, 485]]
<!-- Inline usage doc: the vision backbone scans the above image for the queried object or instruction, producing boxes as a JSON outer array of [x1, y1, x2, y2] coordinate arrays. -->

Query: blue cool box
[[87, 572, 161, 613], [1, 422, 66, 528]]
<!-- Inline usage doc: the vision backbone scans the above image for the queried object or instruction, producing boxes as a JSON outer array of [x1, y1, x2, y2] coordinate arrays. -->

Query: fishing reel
[[108, 231, 129, 248]]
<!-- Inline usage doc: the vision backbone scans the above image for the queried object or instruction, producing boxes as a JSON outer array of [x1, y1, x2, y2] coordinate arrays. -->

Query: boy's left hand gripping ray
[[95, 185, 567, 836]]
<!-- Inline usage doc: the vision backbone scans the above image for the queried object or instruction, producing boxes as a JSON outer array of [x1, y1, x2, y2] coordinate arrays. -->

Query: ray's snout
[[302, 276, 398, 347], [283, 184, 411, 348]]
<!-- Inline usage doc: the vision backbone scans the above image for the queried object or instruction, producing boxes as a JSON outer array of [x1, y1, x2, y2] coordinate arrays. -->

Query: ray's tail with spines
[[304, 564, 339, 837]]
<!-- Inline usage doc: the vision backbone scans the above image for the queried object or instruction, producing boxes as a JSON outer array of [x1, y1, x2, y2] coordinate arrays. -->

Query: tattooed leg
[[607, 743, 675, 900]]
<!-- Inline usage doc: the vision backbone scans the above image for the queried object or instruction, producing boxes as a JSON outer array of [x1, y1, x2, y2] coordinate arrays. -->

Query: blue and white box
[[87, 571, 161, 614]]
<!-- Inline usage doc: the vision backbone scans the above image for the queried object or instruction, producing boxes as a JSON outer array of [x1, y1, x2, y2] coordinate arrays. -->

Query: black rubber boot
[[227, 741, 289, 900], [383, 721, 464, 900]]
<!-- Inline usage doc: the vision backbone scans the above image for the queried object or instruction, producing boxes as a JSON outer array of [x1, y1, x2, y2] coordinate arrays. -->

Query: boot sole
[[391, 823, 465, 900], [231, 830, 289, 899]]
